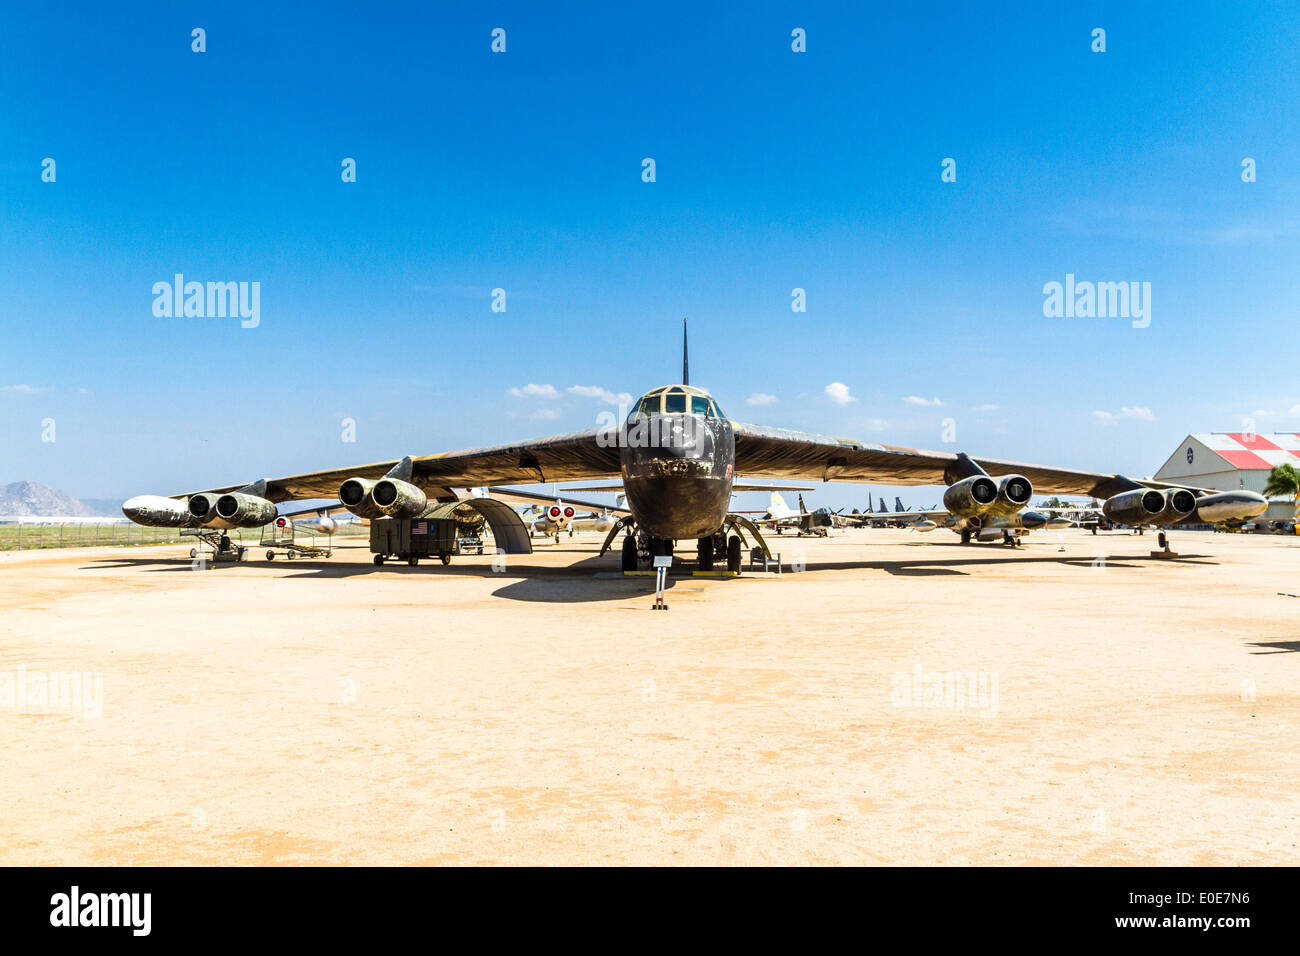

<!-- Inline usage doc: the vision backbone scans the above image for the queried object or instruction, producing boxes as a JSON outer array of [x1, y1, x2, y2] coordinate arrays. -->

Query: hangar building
[[1153, 433, 1297, 523]]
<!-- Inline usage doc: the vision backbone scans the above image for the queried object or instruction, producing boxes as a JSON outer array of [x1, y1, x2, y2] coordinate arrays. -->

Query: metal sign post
[[652, 555, 672, 610]]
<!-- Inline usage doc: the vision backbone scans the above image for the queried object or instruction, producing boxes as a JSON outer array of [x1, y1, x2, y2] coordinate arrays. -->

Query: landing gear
[[960, 529, 972, 544], [621, 534, 638, 572], [1002, 531, 1018, 547], [726, 535, 742, 573], [697, 536, 714, 571], [373, 554, 385, 566], [1158, 531, 1168, 551]]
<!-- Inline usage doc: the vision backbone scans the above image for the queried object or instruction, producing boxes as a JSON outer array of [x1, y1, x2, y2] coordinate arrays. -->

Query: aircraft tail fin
[[895, 496, 905, 512], [682, 317, 689, 386], [769, 492, 789, 515]]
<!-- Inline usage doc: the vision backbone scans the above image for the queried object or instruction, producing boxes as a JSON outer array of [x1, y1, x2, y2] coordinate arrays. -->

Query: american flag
[[411, 522, 426, 535]]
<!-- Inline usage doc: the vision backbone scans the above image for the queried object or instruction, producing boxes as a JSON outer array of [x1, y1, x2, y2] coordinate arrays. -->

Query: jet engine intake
[[942, 475, 998, 518], [372, 478, 428, 518], [215, 492, 278, 528], [1102, 489, 1167, 526], [987, 474, 1033, 517], [340, 478, 386, 519]]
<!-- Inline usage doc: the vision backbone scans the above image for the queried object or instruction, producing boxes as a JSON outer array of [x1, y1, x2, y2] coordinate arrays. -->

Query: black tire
[[727, 535, 742, 573], [621, 534, 638, 572], [266, 551, 274, 561], [373, 554, 384, 566], [407, 556, 418, 567], [960, 530, 971, 544], [440, 553, 451, 565], [697, 536, 714, 570]]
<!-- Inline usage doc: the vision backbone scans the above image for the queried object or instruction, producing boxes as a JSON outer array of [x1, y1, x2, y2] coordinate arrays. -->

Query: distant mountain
[[0, 482, 109, 517]]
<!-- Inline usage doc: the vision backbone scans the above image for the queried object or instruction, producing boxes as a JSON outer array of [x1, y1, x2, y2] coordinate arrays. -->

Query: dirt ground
[[1, 527, 1297, 865]]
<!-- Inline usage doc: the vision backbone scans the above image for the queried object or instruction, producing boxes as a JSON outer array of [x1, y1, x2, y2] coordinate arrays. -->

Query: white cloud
[[1288, 405, 1300, 417], [568, 385, 633, 405], [2, 384, 53, 394], [825, 382, 856, 405], [529, 408, 561, 421], [970, 403, 998, 412], [1092, 411, 1118, 426], [746, 392, 778, 406], [902, 395, 943, 407], [508, 383, 558, 399], [1121, 406, 1155, 421]]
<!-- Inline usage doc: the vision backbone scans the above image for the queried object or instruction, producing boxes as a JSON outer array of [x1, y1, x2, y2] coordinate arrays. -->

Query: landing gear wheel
[[621, 534, 638, 572], [373, 554, 385, 566], [697, 536, 714, 570], [1158, 531, 1168, 550], [727, 535, 742, 573], [407, 556, 418, 567], [440, 553, 451, 566], [960, 530, 971, 544]]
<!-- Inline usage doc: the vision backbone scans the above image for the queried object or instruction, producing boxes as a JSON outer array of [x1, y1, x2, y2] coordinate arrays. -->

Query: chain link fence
[[0, 523, 253, 551]]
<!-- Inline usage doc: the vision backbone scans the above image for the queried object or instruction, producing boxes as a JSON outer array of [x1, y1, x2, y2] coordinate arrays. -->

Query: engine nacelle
[[339, 478, 386, 519], [187, 492, 222, 526], [942, 475, 998, 518], [1102, 489, 1167, 526], [372, 478, 428, 518], [216, 492, 278, 528], [986, 474, 1033, 517], [1151, 488, 1197, 526]]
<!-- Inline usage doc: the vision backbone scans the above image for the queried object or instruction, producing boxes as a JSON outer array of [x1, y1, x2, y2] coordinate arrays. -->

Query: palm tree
[[1262, 465, 1300, 524]]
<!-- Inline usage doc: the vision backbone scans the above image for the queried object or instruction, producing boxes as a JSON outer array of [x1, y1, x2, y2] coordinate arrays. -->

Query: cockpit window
[[690, 396, 711, 416], [709, 400, 725, 419], [638, 395, 660, 416], [664, 392, 686, 414]]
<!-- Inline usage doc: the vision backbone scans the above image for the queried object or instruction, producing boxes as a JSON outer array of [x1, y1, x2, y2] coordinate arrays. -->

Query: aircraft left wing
[[731, 423, 1175, 498]]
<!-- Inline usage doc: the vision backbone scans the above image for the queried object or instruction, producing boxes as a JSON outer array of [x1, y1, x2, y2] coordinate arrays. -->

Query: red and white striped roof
[[1194, 433, 1300, 470]]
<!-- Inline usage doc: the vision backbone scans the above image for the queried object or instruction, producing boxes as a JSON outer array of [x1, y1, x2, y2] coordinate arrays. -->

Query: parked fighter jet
[[758, 492, 834, 536], [123, 319, 1268, 573]]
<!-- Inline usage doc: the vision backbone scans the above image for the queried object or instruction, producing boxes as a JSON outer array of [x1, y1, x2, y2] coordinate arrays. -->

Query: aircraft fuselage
[[618, 386, 735, 541]]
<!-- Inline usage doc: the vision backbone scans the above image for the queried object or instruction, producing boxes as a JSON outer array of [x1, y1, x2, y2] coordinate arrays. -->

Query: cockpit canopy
[[630, 385, 726, 420]]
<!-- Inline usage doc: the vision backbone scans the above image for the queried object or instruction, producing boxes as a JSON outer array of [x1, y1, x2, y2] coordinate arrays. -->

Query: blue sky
[[2, 1, 1298, 509]]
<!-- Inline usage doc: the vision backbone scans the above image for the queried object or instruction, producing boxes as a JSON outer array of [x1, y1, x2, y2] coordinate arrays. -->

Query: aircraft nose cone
[[1021, 511, 1047, 529]]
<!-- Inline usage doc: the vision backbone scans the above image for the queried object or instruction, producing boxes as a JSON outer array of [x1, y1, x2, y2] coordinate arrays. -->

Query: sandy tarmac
[[1, 528, 1297, 865]]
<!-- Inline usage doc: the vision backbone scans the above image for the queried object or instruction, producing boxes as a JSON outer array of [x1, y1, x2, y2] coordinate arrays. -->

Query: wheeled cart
[[370, 517, 458, 567]]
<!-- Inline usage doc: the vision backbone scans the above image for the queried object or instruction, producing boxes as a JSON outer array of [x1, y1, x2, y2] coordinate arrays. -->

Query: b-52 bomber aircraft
[[124, 320, 1267, 573]]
